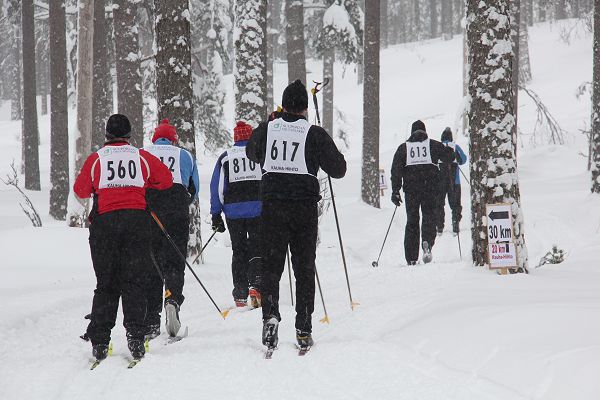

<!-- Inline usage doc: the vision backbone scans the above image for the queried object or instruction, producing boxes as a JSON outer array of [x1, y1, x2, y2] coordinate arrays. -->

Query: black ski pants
[[145, 209, 189, 328], [435, 183, 462, 229], [260, 200, 317, 333], [86, 210, 152, 345], [404, 188, 438, 263], [226, 216, 261, 300]]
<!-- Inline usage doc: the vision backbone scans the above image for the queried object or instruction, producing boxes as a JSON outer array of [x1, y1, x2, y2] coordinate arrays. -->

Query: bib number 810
[[107, 160, 137, 181], [233, 157, 256, 174]]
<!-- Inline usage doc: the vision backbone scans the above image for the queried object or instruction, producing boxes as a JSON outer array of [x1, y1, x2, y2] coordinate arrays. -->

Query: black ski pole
[[314, 267, 330, 324], [150, 211, 228, 319], [457, 229, 463, 260], [150, 251, 164, 281], [311, 79, 358, 310], [191, 229, 218, 265], [286, 247, 294, 306], [458, 166, 471, 186], [372, 206, 398, 267]]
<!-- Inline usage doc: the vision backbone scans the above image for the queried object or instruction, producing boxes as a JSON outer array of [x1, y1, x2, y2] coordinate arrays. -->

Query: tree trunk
[[512, 0, 521, 159], [49, 0, 70, 221], [441, 0, 453, 39], [362, 0, 380, 209], [267, 1, 275, 112], [539, 0, 547, 21], [75, 0, 94, 174], [92, 0, 112, 152], [519, 0, 532, 84], [234, 0, 268, 126], [555, 0, 567, 19], [591, 0, 600, 193], [323, 49, 334, 134], [155, 0, 202, 258], [413, 0, 420, 41], [21, 0, 40, 190], [430, 0, 438, 38], [467, 0, 528, 271], [114, 0, 143, 147], [10, 23, 22, 121], [454, 0, 464, 33], [381, 0, 389, 48], [527, 0, 534, 25], [285, 0, 306, 84]]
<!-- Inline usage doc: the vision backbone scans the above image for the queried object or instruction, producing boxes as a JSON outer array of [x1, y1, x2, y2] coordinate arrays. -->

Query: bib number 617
[[271, 140, 300, 162]]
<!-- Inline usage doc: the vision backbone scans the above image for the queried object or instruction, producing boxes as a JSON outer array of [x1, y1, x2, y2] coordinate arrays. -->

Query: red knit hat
[[234, 121, 253, 142], [152, 119, 178, 143]]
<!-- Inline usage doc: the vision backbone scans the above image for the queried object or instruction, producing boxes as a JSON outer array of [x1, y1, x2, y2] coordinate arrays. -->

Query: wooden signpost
[[486, 203, 517, 273]]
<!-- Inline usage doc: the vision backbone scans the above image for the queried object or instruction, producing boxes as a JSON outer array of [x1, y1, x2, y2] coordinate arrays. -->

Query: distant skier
[[246, 79, 347, 351], [210, 121, 262, 308], [390, 120, 454, 265], [73, 114, 173, 362], [144, 119, 199, 339], [434, 127, 467, 235]]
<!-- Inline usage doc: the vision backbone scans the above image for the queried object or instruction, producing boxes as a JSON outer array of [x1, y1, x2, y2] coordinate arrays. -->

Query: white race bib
[[263, 118, 311, 176], [227, 146, 261, 182], [98, 145, 144, 189], [406, 139, 433, 166], [145, 144, 182, 184]]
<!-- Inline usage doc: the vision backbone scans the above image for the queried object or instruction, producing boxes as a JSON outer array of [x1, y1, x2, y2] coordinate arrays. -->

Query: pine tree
[[362, 0, 380, 208], [21, 0, 40, 190], [286, 0, 307, 84], [234, 0, 268, 126], [467, 0, 528, 271], [49, 0, 70, 220], [92, 0, 112, 151], [592, 0, 600, 193], [114, 0, 143, 147]]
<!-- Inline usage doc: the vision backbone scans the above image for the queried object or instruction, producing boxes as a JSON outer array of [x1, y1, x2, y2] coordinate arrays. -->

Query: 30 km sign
[[486, 203, 516, 269]]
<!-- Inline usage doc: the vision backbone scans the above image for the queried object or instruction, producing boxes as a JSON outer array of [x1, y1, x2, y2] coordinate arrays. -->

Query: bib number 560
[[107, 160, 137, 181], [271, 140, 300, 162]]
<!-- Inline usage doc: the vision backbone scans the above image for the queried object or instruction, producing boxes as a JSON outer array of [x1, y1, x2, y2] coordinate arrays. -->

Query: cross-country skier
[[74, 114, 173, 362], [390, 120, 454, 265], [210, 121, 262, 308], [246, 79, 347, 350], [434, 127, 467, 235], [144, 119, 200, 339]]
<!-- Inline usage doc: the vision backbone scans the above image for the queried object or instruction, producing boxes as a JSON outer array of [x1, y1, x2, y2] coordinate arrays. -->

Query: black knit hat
[[106, 114, 132, 138], [282, 80, 309, 113], [411, 120, 426, 133], [441, 127, 453, 142]]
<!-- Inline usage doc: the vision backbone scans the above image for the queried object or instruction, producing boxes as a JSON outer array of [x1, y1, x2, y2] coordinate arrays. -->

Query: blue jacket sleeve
[[455, 145, 467, 165], [190, 155, 200, 201], [210, 152, 226, 216]]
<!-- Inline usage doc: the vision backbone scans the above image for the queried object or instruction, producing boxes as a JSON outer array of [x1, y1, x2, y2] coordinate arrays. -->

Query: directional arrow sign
[[488, 210, 509, 221], [486, 203, 513, 243]]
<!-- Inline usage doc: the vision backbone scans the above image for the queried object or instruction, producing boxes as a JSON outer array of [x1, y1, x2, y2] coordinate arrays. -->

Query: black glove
[[211, 214, 226, 233], [391, 191, 402, 207]]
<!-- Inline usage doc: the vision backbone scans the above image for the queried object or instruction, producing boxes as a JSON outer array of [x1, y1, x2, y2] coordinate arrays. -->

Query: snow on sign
[[486, 203, 516, 269]]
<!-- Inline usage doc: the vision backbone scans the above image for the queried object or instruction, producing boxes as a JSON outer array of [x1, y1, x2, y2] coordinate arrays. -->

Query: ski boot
[[249, 287, 262, 308], [145, 324, 161, 341], [92, 344, 109, 361], [262, 317, 279, 348], [296, 330, 314, 348], [165, 299, 181, 337], [408, 261, 417, 266], [235, 298, 247, 308], [436, 226, 444, 237], [127, 339, 145, 360], [422, 241, 432, 264]]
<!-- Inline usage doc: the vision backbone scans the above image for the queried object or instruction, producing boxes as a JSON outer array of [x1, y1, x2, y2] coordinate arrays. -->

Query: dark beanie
[[411, 120, 426, 133], [106, 114, 132, 138], [441, 127, 453, 142], [282, 80, 308, 113]]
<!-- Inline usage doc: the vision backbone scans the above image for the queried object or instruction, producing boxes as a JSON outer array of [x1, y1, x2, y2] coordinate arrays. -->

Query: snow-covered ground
[[1, 21, 599, 399]]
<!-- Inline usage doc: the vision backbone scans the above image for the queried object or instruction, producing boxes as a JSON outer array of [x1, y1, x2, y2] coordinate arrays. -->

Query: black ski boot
[[262, 317, 279, 348], [165, 299, 181, 337], [422, 241, 432, 264], [92, 344, 109, 361], [296, 330, 314, 348], [127, 335, 145, 360], [436, 226, 444, 237], [145, 324, 161, 341]]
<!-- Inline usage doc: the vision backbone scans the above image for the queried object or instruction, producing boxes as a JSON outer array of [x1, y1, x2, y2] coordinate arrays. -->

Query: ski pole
[[150, 211, 228, 319], [458, 166, 470, 186], [286, 247, 294, 306], [311, 80, 358, 310], [150, 251, 165, 281], [372, 206, 398, 267], [457, 229, 463, 260], [191, 229, 218, 265], [314, 266, 330, 324]]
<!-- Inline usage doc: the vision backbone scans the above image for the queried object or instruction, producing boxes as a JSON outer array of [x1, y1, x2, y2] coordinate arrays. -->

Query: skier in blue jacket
[[435, 127, 467, 235], [210, 121, 262, 308]]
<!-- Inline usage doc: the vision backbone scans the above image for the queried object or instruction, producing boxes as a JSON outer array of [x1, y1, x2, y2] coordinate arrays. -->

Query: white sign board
[[379, 169, 387, 190], [486, 203, 513, 242], [488, 242, 517, 268]]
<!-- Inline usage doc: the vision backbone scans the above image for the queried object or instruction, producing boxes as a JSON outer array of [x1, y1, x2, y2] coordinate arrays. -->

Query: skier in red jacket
[[74, 114, 173, 364]]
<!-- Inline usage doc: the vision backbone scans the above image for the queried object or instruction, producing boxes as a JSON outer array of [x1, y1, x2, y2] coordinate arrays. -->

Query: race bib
[[97, 145, 144, 189], [227, 146, 260, 182], [406, 139, 433, 166], [145, 144, 182, 184], [262, 118, 311, 176]]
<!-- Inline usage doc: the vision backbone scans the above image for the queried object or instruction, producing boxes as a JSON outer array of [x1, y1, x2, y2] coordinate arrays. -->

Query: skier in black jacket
[[391, 120, 454, 265], [246, 79, 347, 350]]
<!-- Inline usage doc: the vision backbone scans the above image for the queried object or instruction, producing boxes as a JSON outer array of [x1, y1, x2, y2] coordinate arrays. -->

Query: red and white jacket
[[73, 141, 173, 215]]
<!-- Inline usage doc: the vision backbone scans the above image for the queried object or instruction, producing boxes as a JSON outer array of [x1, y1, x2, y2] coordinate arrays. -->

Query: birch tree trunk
[[591, 0, 600, 193], [114, 0, 143, 147], [285, 0, 307, 84], [362, 0, 380, 208], [21, 0, 40, 190], [75, 0, 94, 174], [381, 0, 389, 48], [429, 0, 438, 39], [441, 0, 453, 39], [323, 49, 334, 134], [10, 23, 22, 121], [519, 0, 532, 84], [467, 0, 528, 272], [49, 0, 70, 221], [92, 0, 112, 151]]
